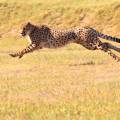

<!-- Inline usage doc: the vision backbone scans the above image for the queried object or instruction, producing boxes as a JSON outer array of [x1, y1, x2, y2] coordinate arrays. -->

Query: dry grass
[[0, 37, 120, 120], [0, 0, 120, 120]]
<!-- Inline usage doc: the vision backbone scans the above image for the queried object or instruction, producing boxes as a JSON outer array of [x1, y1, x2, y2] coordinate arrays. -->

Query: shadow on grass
[[69, 61, 103, 66]]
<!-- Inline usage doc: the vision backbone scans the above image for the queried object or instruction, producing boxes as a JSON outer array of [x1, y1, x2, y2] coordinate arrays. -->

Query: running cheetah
[[9, 22, 120, 61]]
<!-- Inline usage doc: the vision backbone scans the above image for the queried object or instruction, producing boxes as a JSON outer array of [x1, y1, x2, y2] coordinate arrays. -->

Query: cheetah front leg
[[9, 43, 39, 58]]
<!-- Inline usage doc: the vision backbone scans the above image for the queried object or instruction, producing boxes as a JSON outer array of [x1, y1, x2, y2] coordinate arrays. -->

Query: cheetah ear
[[27, 22, 31, 25], [41, 25, 50, 31]]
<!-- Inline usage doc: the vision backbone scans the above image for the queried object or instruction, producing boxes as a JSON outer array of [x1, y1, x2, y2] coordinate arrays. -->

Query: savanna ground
[[0, 0, 120, 120]]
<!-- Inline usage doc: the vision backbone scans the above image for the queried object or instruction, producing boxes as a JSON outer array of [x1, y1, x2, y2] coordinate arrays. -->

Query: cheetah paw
[[9, 53, 17, 57]]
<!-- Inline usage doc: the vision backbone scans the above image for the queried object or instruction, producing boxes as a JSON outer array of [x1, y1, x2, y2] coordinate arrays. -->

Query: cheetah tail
[[94, 29, 120, 43]]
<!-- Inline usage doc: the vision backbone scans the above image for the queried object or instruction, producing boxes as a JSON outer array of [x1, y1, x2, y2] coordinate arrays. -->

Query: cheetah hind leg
[[99, 42, 120, 62]]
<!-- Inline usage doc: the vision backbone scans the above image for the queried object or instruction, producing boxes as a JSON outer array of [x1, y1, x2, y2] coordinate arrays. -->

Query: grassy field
[[0, 0, 120, 120]]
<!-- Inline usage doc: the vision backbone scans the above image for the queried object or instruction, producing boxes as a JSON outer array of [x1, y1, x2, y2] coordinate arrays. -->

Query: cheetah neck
[[27, 35, 32, 44]]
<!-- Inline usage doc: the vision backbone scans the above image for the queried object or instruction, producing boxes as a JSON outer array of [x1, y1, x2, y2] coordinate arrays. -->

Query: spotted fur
[[9, 22, 120, 61]]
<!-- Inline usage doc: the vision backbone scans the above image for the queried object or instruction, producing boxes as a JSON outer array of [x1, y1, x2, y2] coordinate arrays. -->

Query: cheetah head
[[21, 22, 34, 37]]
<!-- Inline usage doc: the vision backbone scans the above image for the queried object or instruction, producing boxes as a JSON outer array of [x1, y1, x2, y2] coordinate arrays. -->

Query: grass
[[0, 0, 120, 120], [0, 37, 120, 120], [0, 0, 120, 32]]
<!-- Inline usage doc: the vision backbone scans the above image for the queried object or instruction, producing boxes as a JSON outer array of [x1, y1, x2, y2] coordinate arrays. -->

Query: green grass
[[0, 0, 120, 120]]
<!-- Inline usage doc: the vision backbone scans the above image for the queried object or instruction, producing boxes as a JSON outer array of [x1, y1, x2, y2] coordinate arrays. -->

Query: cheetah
[[9, 22, 120, 61]]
